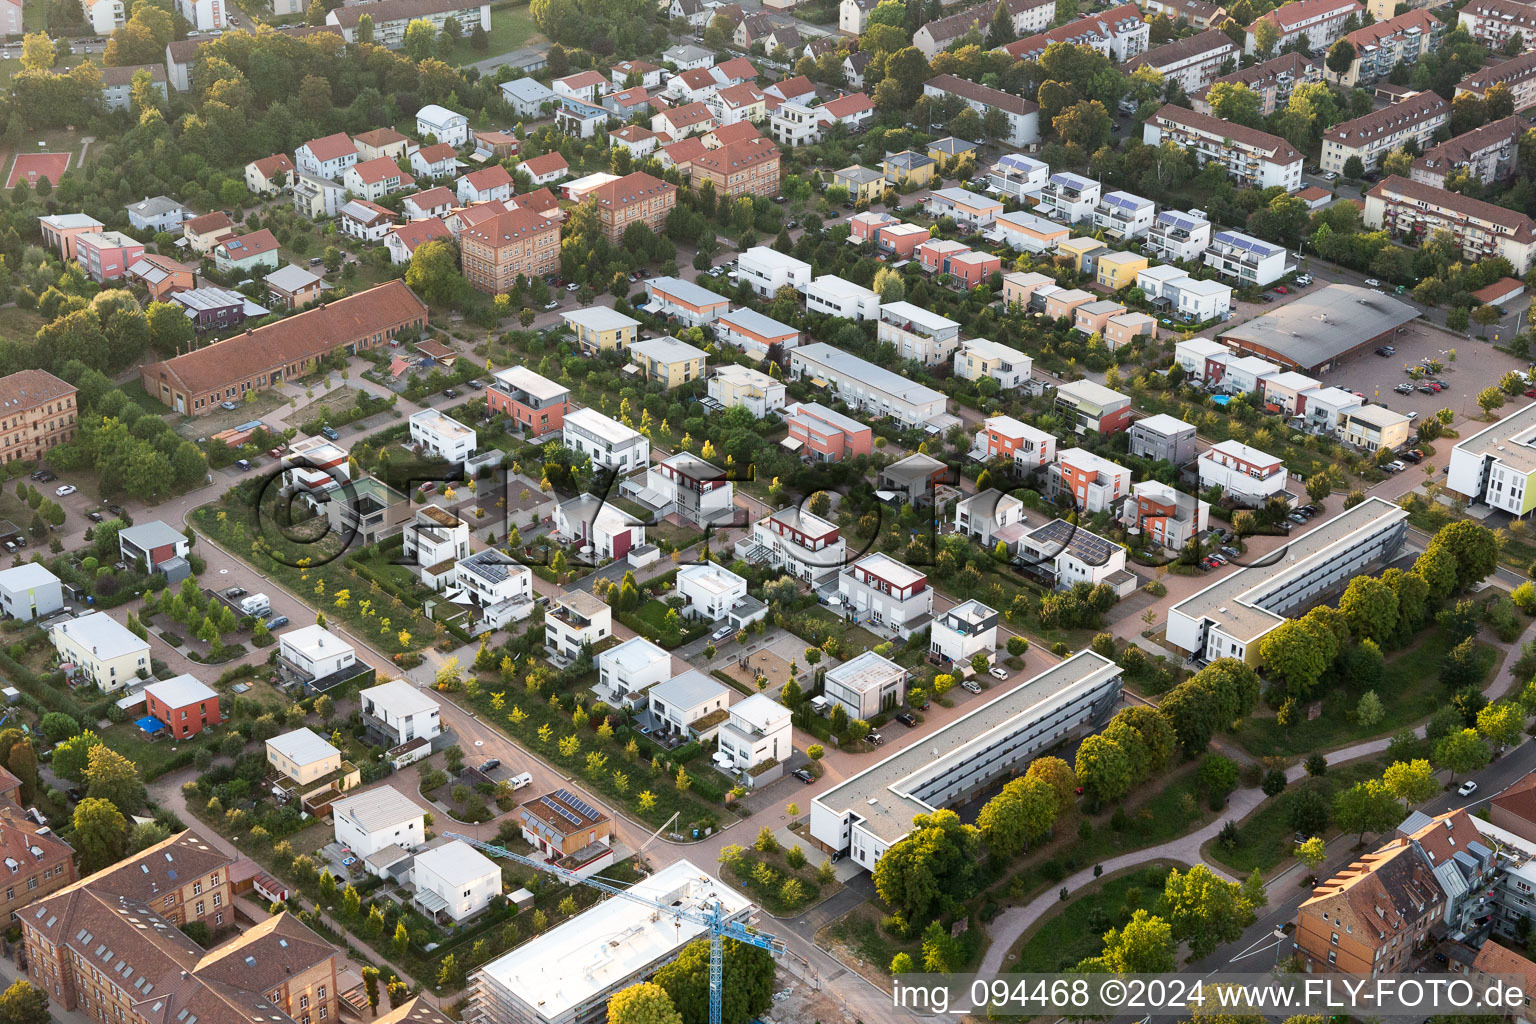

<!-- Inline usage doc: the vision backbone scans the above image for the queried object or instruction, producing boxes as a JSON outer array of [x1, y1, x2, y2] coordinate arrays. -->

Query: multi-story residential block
[[1195, 51, 1323, 116], [978, 414, 1057, 473], [920, 74, 1042, 147], [912, 0, 1055, 54], [1122, 479, 1209, 549], [1000, 2, 1150, 62], [596, 636, 671, 701], [1457, 48, 1536, 111], [877, 301, 960, 366], [1168, 497, 1406, 664], [736, 245, 812, 297], [591, 170, 677, 242], [1205, 228, 1292, 287], [1364, 175, 1536, 274], [1144, 104, 1303, 189], [488, 365, 568, 437], [1412, 115, 1524, 189], [1458, 0, 1536, 50], [458, 207, 560, 294], [1198, 438, 1288, 505], [782, 401, 872, 462], [837, 553, 933, 639], [1245, 0, 1362, 54], [409, 408, 476, 465], [1326, 9, 1443, 87], [359, 679, 441, 748], [1054, 378, 1134, 434], [50, 611, 148, 691], [327, 0, 488, 46], [1322, 90, 1448, 174], [642, 276, 730, 326], [562, 407, 650, 472], [1446, 401, 1536, 516], [1038, 172, 1101, 224], [561, 306, 640, 354], [1092, 190, 1156, 241], [989, 210, 1071, 252], [0, 800, 73, 921], [1338, 403, 1412, 452], [715, 307, 800, 357], [0, 369, 75, 466], [954, 338, 1032, 389], [72, 231, 144, 284], [38, 213, 104, 261], [708, 364, 786, 417], [988, 153, 1049, 200], [1123, 28, 1238, 92], [545, 591, 613, 658], [1147, 209, 1213, 262], [802, 274, 881, 320], [788, 343, 947, 428], [1051, 447, 1132, 513], [823, 650, 907, 720], [741, 506, 845, 583], [1129, 412, 1198, 465], [628, 337, 707, 389], [925, 187, 1003, 231], [691, 136, 780, 199], [873, 221, 928, 257], [810, 652, 1121, 872]]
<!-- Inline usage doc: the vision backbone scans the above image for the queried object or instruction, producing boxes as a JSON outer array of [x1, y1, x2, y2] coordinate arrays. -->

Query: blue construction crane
[[446, 832, 785, 1024]]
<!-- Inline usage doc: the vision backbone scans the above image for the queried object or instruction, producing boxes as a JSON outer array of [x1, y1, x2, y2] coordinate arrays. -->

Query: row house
[[459, 207, 560, 294], [1146, 208, 1213, 262], [954, 338, 1032, 390], [999, 3, 1151, 63], [1412, 115, 1525, 189], [1138, 264, 1234, 321], [1143, 103, 1304, 190], [643, 275, 729, 326], [977, 414, 1057, 474], [989, 210, 1071, 252], [1321, 90, 1449, 175], [802, 274, 881, 320], [715, 307, 801, 357], [736, 245, 812, 297], [1197, 438, 1288, 506], [1244, 0, 1363, 55], [592, 171, 678, 243], [1193, 51, 1323, 117], [692, 136, 780, 198], [874, 220, 928, 257], [1054, 378, 1134, 434], [1122, 28, 1238, 93], [847, 208, 897, 243], [1075, 298, 1130, 335], [877, 300, 961, 366], [787, 342, 947, 427], [562, 306, 639, 353], [1050, 447, 1132, 513], [708, 365, 786, 418], [1456, 48, 1536, 114], [1325, 9, 1444, 88], [921, 73, 1041, 148], [744, 507, 845, 583], [988, 152, 1049, 200], [782, 401, 872, 462], [837, 552, 933, 639], [1037, 171, 1101, 224], [925, 187, 1002, 230], [1092, 189, 1156, 242], [1364, 174, 1536, 274], [1457, 0, 1536, 50], [1121, 479, 1209, 549]]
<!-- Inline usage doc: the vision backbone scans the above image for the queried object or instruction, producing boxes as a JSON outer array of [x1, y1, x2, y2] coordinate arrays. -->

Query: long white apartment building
[[1167, 496, 1408, 665], [740, 506, 846, 584], [1051, 447, 1132, 513], [1197, 438, 1289, 506], [788, 343, 948, 428], [1364, 175, 1536, 275], [1123, 28, 1239, 93], [562, 407, 651, 473], [469, 860, 749, 1024], [929, 598, 998, 669], [1321, 90, 1449, 175], [1092, 190, 1156, 242], [1447, 401, 1536, 516], [1205, 229, 1292, 287], [735, 245, 812, 297], [836, 552, 933, 639], [1146, 209, 1212, 263], [1143, 104, 1304, 191], [1000, 2, 1150, 62], [801, 274, 881, 320], [1037, 172, 1101, 224], [811, 652, 1122, 871], [877, 301, 961, 366], [988, 153, 1049, 200], [1244, 0, 1362, 54]]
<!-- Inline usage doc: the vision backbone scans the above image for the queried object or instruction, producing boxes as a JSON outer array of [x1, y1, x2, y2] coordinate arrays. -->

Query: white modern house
[[718, 693, 791, 783], [446, 549, 536, 630], [877, 301, 961, 366], [836, 552, 933, 639], [954, 489, 1027, 549], [1205, 229, 1291, 287], [277, 625, 356, 686], [676, 562, 749, 621], [823, 650, 907, 720], [1038, 172, 1101, 224], [562, 407, 650, 472], [402, 505, 471, 577], [359, 680, 442, 748], [736, 246, 812, 297], [412, 840, 501, 922], [1018, 519, 1134, 593], [1198, 439, 1289, 506], [648, 670, 730, 738], [638, 452, 734, 526], [707, 364, 785, 417], [597, 636, 673, 702], [1092, 190, 1156, 241], [332, 786, 427, 872], [546, 591, 613, 658], [409, 408, 477, 465], [0, 563, 62, 622], [954, 338, 1032, 389], [554, 493, 647, 561], [1146, 209, 1212, 262], [929, 599, 998, 670], [988, 153, 1049, 200], [50, 611, 148, 691], [742, 507, 846, 584], [417, 104, 470, 147], [801, 275, 880, 320]]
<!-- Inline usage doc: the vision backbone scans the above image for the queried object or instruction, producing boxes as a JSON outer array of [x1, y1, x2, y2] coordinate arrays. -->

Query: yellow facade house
[[1097, 250, 1149, 289], [834, 165, 887, 205], [562, 306, 642, 354], [628, 336, 708, 388], [1055, 235, 1108, 273]]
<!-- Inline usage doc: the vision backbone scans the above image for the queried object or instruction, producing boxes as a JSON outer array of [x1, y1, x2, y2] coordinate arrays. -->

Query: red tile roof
[[415, 143, 458, 164], [694, 136, 779, 176], [351, 155, 407, 185], [521, 152, 569, 178], [462, 165, 514, 191], [822, 91, 873, 118], [714, 56, 758, 81], [709, 121, 762, 145], [216, 228, 279, 261], [355, 127, 408, 148], [462, 206, 559, 248], [662, 137, 709, 166], [185, 211, 233, 235], [250, 153, 294, 179], [301, 132, 357, 163], [404, 186, 455, 211]]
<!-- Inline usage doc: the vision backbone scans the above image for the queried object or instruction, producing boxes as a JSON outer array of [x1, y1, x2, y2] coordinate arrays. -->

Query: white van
[[508, 772, 533, 791]]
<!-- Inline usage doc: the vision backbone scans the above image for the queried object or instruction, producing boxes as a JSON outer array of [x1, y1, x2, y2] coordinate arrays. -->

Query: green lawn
[[1204, 760, 1384, 876], [1011, 863, 1176, 973], [439, 1, 541, 67], [1231, 629, 1498, 760]]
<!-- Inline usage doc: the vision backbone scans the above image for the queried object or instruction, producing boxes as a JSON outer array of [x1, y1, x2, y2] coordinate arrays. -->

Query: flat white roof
[[493, 365, 567, 401], [1134, 412, 1194, 436], [630, 336, 708, 363], [267, 727, 339, 767], [1177, 337, 1228, 355], [1177, 277, 1232, 297], [825, 650, 905, 694], [1263, 370, 1319, 392], [332, 784, 425, 833], [677, 562, 746, 597], [1206, 438, 1281, 465], [144, 673, 217, 708], [598, 635, 671, 673], [718, 307, 798, 340], [360, 679, 439, 718], [805, 274, 877, 302], [739, 245, 810, 272], [785, 401, 867, 436], [565, 406, 642, 444], [647, 276, 728, 308], [729, 692, 789, 731], [561, 306, 641, 333], [794, 343, 945, 409], [880, 300, 959, 332], [1139, 264, 1187, 283], [650, 668, 729, 711], [414, 839, 499, 886], [51, 611, 148, 661], [409, 408, 475, 439], [713, 363, 779, 389], [279, 624, 355, 660], [995, 210, 1067, 235], [1344, 403, 1410, 428], [849, 551, 925, 590], [1303, 385, 1363, 409], [1056, 378, 1131, 407], [476, 861, 748, 1021], [0, 562, 59, 592]]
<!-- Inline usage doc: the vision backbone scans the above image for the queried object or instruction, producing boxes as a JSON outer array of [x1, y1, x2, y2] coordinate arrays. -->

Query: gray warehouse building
[[1217, 284, 1419, 373]]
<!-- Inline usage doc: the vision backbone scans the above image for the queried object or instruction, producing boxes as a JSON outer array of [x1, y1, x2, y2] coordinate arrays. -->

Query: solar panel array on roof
[[1101, 192, 1144, 211], [1159, 211, 1204, 231], [1214, 230, 1282, 256], [539, 794, 582, 826], [555, 787, 601, 820], [1032, 519, 1118, 566]]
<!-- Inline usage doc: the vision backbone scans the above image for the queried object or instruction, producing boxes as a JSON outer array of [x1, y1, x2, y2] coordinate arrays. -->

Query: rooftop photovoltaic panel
[[461, 550, 511, 584], [1031, 519, 1118, 566], [1215, 231, 1282, 256], [1159, 211, 1203, 231], [1050, 172, 1093, 187], [539, 795, 583, 827], [1101, 192, 1144, 211], [554, 788, 601, 820]]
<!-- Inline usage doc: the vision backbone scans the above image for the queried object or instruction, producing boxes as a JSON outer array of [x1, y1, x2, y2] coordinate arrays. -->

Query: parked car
[[1385, 460, 1407, 473], [895, 712, 917, 727], [265, 615, 289, 630], [478, 758, 501, 773], [235, 459, 252, 471], [1395, 383, 1414, 394], [1295, 274, 1313, 286], [1273, 285, 1288, 294], [224, 587, 246, 599], [87, 511, 102, 522], [442, 388, 458, 398], [793, 768, 814, 783], [220, 401, 237, 411], [320, 425, 340, 441], [566, 282, 579, 291], [988, 667, 1008, 680], [1458, 780, 1479, 797], [1364, 278, 1382, 287], [33, 470, 55, 483], [55, 485, 76, 497], [711, 624, 735, 641], [962, 680, 983, 693]]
